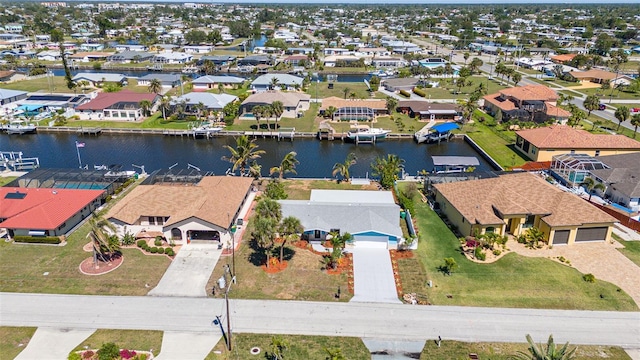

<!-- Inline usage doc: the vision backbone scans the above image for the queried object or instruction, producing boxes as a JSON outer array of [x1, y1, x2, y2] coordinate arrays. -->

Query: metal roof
[[432, 156, 480, 167], [430, 122, 460, 133]]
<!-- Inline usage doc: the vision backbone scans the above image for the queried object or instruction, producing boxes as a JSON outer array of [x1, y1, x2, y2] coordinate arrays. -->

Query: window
[[148, 216, 156, 225], [156, 217, 164, 225], [570, 149, 575, 154], [522, 215, 535, 229], [595, 150, 600, 156], [486, 227, 495, 233], [531, 146, 537, 154]]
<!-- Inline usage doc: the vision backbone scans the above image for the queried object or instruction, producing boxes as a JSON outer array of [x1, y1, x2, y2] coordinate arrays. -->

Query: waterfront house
[[68, 52, 112, 62], [0, 88, 28, 105], [382, 78, 420, 92], [198, 55, 236, 66], [72, 73, 127, 88], [323, 55, 365, 68], [320, 97, 387, 121], [106, 51, 154, 63], [79, 43, 104, 52], [567, 69, 618, 85], [0, 187, 104, 239], [433, 172, 617, 245], [590, 153, 640, 213], [397, 101, 461, 122], [371, 57, 407, 68], [172, 92, 238, 112], [515, 125, 640, 162], [106, 176, 253, 246], [36, 50, 63, 61], [75, 90, 158, 121], [151, 52, 193, 64], [483, 84, 571, 123], [192, 75, 245, 91], [241, 91, 310, 119], [237, 55, 274, 67], [114, 44, 149, 52], [137, 74, 182, 88], [183, 45, 213, 54], [279, 190, 405, 249], [250, 74, 304, 92], [282, 55, 310, 67]]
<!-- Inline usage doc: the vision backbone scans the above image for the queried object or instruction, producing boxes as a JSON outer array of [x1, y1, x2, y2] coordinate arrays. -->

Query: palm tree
[[511, 334, 577, 360], [262, 106, 273, 131], [332, 152, 357, 182], [631, 113, 640, 139], [324, 348, 346, 360], [269, 77, 280, 90], [342, 87, 351, 99], [221, 135, 266, 176], [325, 106, 338, 121], [457, 98, 478, 124], [248, 160, 262, 180], [270, 151, 299, 179], [160, 96, 172, 121], [255, 198, 282, 222], [583, 95, 600, 117], [371, 154, 405, 189], [581, 177, 606, 201], [614, 106, 630, 131], [139, 99, 152, 117], [349, 92, 357, 100], [269, 336, 289, 360], [195, 101, 206, 121], [252, 105, 264, 130], [271, 101, 284, 121], [252, 215, 278, 268], [385, 96, 398, 114], [217, 82, 225, 94], [202, 59, 215, 75], [147, 78, 163, 95], [278, 216, 302, 263], [87, 214, 119, 267]]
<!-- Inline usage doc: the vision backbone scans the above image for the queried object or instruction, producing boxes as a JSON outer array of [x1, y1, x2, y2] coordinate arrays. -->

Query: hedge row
[[14, 236, 62, 244], [137, 241, 175, 256], [399, 89, 411, 98], [412, 87, 427, 97]]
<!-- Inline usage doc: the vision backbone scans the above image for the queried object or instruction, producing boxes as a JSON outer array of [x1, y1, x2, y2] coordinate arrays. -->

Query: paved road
[[1, 293, 639, 347]]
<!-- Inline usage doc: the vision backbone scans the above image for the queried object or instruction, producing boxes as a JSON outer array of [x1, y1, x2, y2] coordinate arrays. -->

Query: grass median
[[0, 327, 37, 360]]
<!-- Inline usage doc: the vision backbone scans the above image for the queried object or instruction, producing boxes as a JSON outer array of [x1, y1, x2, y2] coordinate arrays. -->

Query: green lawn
[[206, 334, 370, 360], [282, 179, 379, 200], [375, 112, 424, 134], [462, 111, 528, 169], [577, 87, 640, 101], [404, 184, 637, 311], [72, 330, 163, 357], [0, 176, 17, 186], [418, 76, 507, 100], [320, 66, 369, 74], [1, 76, 68, 93], [420, 339, 630, 360], [306, 81, 372, 99], [0, 327, 36, 360], [617, 238, 640, 268], [226, 103, 320, 132], [63, 112, 191, 130]]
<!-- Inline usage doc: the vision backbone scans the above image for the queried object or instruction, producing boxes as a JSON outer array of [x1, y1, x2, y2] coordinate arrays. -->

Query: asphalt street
[[1, 293, 639, 347]]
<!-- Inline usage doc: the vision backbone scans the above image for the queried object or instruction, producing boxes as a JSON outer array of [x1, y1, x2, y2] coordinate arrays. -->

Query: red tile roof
[[483, 92, 516, 111], [499, 84, 558, 102], [516, 125, 640, 150], [76, 90, 157, 111], [0, 188, 104, 230]]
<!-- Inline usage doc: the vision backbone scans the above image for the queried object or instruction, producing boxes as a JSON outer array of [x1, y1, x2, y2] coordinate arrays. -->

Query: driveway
[[510, 240, 640, 306], [154, 331, 220, 360], [148, 244, 221, 297], [349, 248, 401, 303], [15, 327, 96, 360]]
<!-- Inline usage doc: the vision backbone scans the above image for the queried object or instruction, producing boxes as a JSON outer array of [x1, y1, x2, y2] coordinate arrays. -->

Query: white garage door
[[354, 235, 388, 249]]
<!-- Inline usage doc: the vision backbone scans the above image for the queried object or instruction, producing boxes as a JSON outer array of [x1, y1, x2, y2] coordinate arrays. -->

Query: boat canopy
[[430, 122, 460, 133], [432, 156, 480, 167]]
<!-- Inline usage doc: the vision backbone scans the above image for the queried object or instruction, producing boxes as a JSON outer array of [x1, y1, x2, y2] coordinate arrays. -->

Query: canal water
[[2, 133, 492, 178]]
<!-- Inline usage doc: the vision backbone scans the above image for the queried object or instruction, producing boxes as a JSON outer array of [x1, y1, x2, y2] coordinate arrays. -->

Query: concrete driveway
[[148, 244, 221, 297], [15, 327, 96, 360], [154, 331, 220, 360], [349, 248, 401, 303]]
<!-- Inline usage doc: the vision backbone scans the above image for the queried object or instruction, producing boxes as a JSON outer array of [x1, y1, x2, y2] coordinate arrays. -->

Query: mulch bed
[[261, 260, 288, 274], [79, 255, 123, 276], [389, 250, 411, 297], [390, 249, 414, 259]]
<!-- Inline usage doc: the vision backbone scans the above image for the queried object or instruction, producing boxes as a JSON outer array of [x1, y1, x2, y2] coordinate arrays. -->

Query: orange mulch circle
[[82, 242, 94, 252], [79, 256, 123, 275], [262, 260, 288, 273]]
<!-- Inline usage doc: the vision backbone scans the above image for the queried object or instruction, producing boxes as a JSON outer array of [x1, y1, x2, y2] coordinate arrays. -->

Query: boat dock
[[77, 127, 102, 135], [1, 151, 40, 171]]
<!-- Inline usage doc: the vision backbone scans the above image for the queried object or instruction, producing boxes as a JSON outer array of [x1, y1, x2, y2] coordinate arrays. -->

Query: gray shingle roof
[[172, 92, 238, 109], [251, 74, 303, 86]]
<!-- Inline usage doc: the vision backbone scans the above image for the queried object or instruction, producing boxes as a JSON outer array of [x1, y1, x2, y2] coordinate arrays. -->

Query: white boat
[[347, 124, 391, 142], [6, 120, 37, 135], [191, 123, 224, 137]]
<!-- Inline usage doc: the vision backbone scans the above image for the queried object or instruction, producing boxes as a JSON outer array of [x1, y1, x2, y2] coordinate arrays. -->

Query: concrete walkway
[[350, 248, 401, 304], [15, 327, 96, 360], [154, 331, 220, 360], [614, 223, 640, 241], [363, 338, 426, 360], [510, 240, 640, 306], [148, 244, 221, 297]]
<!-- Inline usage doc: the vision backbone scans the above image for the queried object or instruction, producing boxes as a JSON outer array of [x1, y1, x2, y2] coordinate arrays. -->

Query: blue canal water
[[2, 134, 493, 178]]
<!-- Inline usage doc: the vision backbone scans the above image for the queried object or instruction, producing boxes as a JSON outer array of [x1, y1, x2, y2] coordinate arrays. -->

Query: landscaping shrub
[[474, 247, 486, 261], [493, 249, 502, 256], [137, 240, 147, 248], [154, 238, 162, 247], [68, 352, 82, 360], [119, 349, 137, 359], [150, 247, 158, 254], [165, 248, 175, 256], [81, 350, 94, 359], [97, 342, 119, 360], [156, 247, 165, 254], [13, 236, 61, 244], [583, 273, 596, 283], [105, 195, 112, 202], [396, 191, 415, 215], [412, 87, 427, 97], [399, 89, 411, 98]]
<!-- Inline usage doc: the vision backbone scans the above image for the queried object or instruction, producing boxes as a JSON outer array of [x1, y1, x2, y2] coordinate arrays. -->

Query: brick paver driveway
[[510, 240, 640, 307]]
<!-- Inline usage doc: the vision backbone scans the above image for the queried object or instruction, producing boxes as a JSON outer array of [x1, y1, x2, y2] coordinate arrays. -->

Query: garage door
[[354, 235, 388, 249], [553, 230, 570, 245], [575, 227, 608, 242]]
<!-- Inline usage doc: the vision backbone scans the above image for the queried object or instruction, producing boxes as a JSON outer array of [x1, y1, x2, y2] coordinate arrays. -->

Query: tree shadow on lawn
[[247, 239, 296, 267]]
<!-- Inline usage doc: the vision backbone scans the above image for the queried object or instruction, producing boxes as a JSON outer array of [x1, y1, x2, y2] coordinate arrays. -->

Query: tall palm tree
[[252, 105, 264, 130], [221, 135, 266, 176], [139, 99, 152, 117], [581, 177, 606, 201], [631, 113, 640, 139], [147, 78, 163, 95], [252, 215, 278, 268], [332, 152, 357, 182], [269, 77, 280, 90], [271, 101, 284, 121], [385, 96, 398, 114], [262, 106, 273, 131], [218, 82, 225, 94], [202, 59, 215, 75], [371, 154, 405, 189], [342, 87, 351, 99], [614, 106, 630, 131], [87, 214, 119, 266], [255, 198, 282, 223], [278, 216, 302, 263], [583, 95, 600, 117], [160, 95, 172, 121], [270, 151, 299, 179], [325, 106, 338, 121], [511, 334, 577, 360]]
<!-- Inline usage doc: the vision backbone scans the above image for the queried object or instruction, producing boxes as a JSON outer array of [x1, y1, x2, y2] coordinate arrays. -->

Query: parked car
[[598, 104, 606, 110]]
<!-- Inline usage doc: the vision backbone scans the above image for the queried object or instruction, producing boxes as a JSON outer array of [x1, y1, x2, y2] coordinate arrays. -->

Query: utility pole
[[224, 275, 236, 351]]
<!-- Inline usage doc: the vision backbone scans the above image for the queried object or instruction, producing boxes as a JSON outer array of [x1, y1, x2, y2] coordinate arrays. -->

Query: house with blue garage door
[[279, 189, 405, 249]]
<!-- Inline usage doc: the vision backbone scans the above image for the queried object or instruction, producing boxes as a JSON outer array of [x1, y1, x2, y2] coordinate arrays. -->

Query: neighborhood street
[[1, 292, 639, 348]]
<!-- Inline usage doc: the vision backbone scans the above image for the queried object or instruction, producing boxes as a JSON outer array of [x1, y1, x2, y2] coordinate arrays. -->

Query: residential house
[[433, 172, 617, 245], [590, 153, 640, 213], [282, 55, 310, 67], [75, 90, 158, 121], [382, 78, 420, 92], [320, 97, 387, 121], [483, 84, 571, 123], [183, 45, 213, 54], [250, 74, 304, 92], [237, 55, 274, 67], [0, 71, 23, 83], [279, 190, 405, 249], [36, 50, 63, 61], [0, 187, 104, 238], [515, 125, 640, 162], [192, 75, 245, 91], [397, 101, 461, 122], [106, 51, 154, 63], [79, 43, 104, 52], [106, 176, 253, 246], [114, 44, 149, 52], [172, 92, 238, 112], [550, 53, 576, 64], [151, 52, 193, 64], [72, 73, 127, 87], [567, 69, 618, 85], [285, 47, 314, 55], [68, 52, 112, 62], [198, 55, 236, 66], [0, 88, 28, 105], [137, 74, 182, 88], [323, 55, 365, 68], [241, 91, 310, 119], [371, 57, 406, 68]]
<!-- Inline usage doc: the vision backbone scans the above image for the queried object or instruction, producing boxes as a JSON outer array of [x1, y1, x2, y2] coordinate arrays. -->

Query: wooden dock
[[77, 127, 102, 135]]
